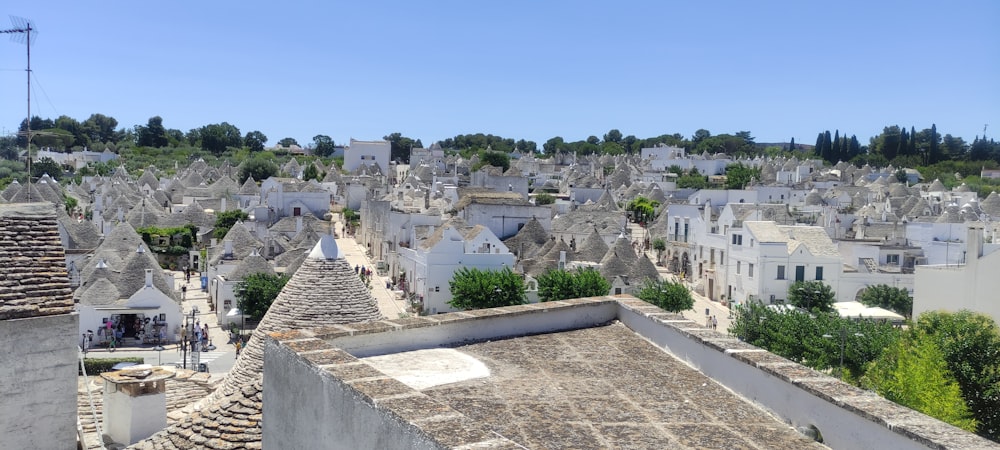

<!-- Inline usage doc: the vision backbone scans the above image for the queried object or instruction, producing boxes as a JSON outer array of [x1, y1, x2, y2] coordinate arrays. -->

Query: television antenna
[[2, 16, 37, 201]]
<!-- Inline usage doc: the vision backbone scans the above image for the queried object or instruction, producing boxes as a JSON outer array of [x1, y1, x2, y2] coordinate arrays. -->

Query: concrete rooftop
[[381, 322, 826, 449]]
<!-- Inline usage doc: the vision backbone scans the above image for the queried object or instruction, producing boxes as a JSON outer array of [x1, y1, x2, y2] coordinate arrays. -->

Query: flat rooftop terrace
[[264, 298, 999, 449], [376, 322, 825, 449]]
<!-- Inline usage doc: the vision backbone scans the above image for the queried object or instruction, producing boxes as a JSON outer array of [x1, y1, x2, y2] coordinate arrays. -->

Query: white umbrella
[[226, 308, 242, 317]]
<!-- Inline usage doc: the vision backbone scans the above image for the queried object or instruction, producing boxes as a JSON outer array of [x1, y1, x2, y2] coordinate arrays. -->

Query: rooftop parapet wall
[[266, 297, 999, 450]]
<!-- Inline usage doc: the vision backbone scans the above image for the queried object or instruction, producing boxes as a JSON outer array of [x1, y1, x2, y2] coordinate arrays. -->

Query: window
[[434, 286, 440, 292], [795, 265, 805, 282], [736, 261, 741, 274], [749, 263, 754, 278], [683, 223, 689, 242], [732, 234, 743, 245], [777, 265, 785, 280], [815, 267, 824, 281], [886, 254, 899, 265]]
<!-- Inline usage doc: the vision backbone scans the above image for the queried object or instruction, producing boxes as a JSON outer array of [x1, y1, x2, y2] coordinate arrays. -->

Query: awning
[[226, 308, 243, 317]]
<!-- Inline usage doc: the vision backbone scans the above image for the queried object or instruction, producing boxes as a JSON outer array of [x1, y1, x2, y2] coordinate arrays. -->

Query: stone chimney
[[144, 269, 153, 288], [221, 197, 227, 211], [296, 216, 303, 233], [117, 207, 124, 222], [967, 222, 985, 266], [101, 367, 175, 445]]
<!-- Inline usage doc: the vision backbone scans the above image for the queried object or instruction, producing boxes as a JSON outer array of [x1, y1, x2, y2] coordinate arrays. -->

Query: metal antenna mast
[[2, 16, 37, 202]]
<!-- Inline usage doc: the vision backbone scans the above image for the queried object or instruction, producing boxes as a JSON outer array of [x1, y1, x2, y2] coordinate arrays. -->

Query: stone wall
[[0, 313, 79, 449]]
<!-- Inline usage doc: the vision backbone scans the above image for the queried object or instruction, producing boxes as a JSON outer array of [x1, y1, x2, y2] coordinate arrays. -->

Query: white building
[[913, 222, 1000, 324], [397, 222, 515, 315], [343, 139, 390, 173]]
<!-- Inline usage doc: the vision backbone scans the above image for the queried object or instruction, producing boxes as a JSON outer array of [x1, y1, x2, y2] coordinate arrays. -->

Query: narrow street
[[331, 216, 409, 319]]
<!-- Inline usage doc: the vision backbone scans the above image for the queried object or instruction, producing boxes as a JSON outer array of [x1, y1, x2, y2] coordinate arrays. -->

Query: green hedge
[[79, 356, 145, 376]]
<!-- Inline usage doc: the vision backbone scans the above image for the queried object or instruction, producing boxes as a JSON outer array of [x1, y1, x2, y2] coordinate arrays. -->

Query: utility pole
[[2, 17, 37, 201]]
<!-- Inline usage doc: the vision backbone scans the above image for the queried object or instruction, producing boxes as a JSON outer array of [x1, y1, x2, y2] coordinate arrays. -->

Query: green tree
[[626, 196, 659, 224], [383, 132, 423, 163], [724, 163, 761, 189], [213, 210, 250, 239], [858, 284, 912, 318], [636, 279, 693, 313], [534, 192, 555, 205], [537, 268, 610, 302], [676, 172, 707, 189], [302, 164, 322, 182], [861, 331, 977, 432], [82, 113, 119, 144], [447, 267, 526, 310], [239, 156, 279, 184], [200, 122, 242, 154], [474, 151, 510, 172], [543, 136, 564, 154], [244, 130, 268, 152], [31, 157, 64, 180], [136, 116, 168, 148], [278, 137, 299, 147], [312, 135, 337, 157], [236, 273, 289, 321], [788, 280, 836, 313], [915, 310, 1000, 440], [603, 129, 623, 144], [729, 301, 900, 377]]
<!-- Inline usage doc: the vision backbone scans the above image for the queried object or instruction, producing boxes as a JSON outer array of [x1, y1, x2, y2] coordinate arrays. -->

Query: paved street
[[332, 216, 409, 319], [630, 223, 733, 332]]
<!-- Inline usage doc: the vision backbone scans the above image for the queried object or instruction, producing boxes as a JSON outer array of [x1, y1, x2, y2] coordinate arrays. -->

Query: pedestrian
[[712, 315, 718, 331], [181, 285, 187, 299], [355, 265, 359, 274]]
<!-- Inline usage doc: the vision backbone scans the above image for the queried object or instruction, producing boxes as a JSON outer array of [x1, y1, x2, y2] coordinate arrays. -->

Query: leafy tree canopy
[[277, 137, 299, 147], [859, 284, 912, 318], [384, 132, 423, 163], [473, 150, 510, 173], [537, 268, 610, 303], [236, 273, 289, 321], [239, 156, 279, 184], [448, 267, 526, 310], [635, 279, 693, 313], [861, 330, 978, 432], [724, 163, 761, 189], [312, 135, 337, 157], [213, 210, 249, 239], [914, 310, 1000, 440], [200, 122, 242, 155], [244, 130, 268, 152], [787, 280, 836, 313], [534, 192, 555, 205]]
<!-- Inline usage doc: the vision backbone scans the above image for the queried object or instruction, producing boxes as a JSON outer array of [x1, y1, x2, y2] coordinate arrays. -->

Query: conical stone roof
[[227, 251, 275, 281], [599, 250, 630, 281], [607, 236, 637, 267], [573, 228, 610, 263], [140, 236, 382, 449], [629, 254, 660, 284], [503, 217, 550, 259]]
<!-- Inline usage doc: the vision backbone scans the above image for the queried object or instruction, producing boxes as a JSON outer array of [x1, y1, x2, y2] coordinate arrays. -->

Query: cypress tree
[[898, 127, 909, 157], [789, 137, 795, 151], [832, 130, 841, 163], [909, 126, 917, 156], [823, 131, 833, 162], [929, 124, 940, 164]]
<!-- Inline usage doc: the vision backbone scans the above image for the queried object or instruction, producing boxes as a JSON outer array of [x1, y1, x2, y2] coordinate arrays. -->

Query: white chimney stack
[[144, 269, 153, 288], [224, 240, 234, 257], [296, 216, 303, 233]]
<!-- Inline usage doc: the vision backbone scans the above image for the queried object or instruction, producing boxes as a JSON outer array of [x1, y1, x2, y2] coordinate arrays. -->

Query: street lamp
[[823, 327, 863, 378]]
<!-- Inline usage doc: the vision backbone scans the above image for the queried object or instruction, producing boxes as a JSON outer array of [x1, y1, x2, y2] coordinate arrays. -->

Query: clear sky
[[1, 1, 997, 149]]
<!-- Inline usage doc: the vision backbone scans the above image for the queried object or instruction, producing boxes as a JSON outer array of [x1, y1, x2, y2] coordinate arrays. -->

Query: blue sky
[[1, 1, 997, 149]]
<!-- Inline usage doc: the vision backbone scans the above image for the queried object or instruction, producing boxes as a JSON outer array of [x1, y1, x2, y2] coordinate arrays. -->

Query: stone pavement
[[332, 217, 409, 319]]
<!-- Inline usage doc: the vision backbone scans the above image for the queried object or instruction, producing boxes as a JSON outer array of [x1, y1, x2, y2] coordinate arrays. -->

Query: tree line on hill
[[8, 114, 1000, 191]]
